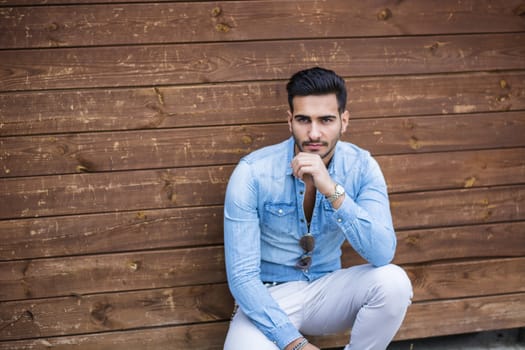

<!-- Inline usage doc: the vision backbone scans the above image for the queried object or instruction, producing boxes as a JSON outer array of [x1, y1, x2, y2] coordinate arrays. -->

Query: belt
[[262, 281, 283, 287]]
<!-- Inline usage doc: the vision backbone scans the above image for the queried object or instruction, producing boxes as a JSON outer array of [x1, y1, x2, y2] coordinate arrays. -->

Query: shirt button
[[337, 218, 342, 223], [300, 191, 304, 195], [278, 209, 283, 214]]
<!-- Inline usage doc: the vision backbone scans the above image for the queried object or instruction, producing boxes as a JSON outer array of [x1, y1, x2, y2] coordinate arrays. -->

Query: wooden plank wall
[[1, 1, 524, 349]]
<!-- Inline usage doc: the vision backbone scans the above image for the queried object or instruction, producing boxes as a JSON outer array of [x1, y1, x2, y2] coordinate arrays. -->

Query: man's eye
[[322, 118, 334, 123], [297, 117, 310, 123]]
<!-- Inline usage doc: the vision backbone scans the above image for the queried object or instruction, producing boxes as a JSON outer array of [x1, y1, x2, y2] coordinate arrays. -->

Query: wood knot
[[377, 8, 392, 21], [499, 79, 510, 89], [427, 42, 439, 53], [90, 302, 112, 325], [241, 135, 253, 145], [47, 22, 59, 31], [405, 235, 419, 246], [215, 23, 231, 33], [211, 6, 222, 17], [464, 176, 477, 188], [409, 136, 421, 150]]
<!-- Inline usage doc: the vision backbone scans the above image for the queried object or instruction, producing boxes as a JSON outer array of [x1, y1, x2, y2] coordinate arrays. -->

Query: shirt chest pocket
[[261, 202, 297, 236]]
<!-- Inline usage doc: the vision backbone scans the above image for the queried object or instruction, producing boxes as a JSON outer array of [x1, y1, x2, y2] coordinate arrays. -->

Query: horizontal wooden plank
[[0, 246, 227, 302], [2, 115, 525, 177], [380, 148, 525, 193], [1, 198, 523, 262], [407, 257, 525, 301], [0, 261, 524, 338], [1, 34, 524, 91], [2, 0, 524, 49], [1, 150, 524, 219], [390, 185, 525, 230], [313, 292, 525, 346], [342, 221, 525, 266], [0, 232, 523, 301], [1, 209, 523, 264], [0, 166, 231, 219], [1, 290, 524, 349], [0, 206, 224, 261], [0, 283, 234, 341], [1, 71, 523, 136], [0, 321, 230, 350]]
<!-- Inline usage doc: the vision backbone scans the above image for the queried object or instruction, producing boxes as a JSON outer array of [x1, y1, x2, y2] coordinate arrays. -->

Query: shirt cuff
[[268, 322, 302, 350]]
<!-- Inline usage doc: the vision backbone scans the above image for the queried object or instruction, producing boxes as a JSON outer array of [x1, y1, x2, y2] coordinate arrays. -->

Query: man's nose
[[308, 122, 321, 139]]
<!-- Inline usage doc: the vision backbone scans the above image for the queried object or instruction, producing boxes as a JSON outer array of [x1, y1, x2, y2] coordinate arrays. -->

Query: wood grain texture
[[2, 0, 524, 49], [390, 185, 525, 230], [1, 290, 524, 350], [312, 292, 525, 346], [0, 262, 523, 338], [1, 0, 524, 346], [1, 34, 524, 91], [0, 206, 224, 261], [0, 293, 523, 347], [0, 246, 226, 301], [1, 72, 523, 136], [2, 117, 524, 177], [1, 153, 524, 219], [0, 283, 234, 340]]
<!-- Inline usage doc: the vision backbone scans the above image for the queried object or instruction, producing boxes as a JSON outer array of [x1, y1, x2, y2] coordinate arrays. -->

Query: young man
[[223, 67, 412, 350]]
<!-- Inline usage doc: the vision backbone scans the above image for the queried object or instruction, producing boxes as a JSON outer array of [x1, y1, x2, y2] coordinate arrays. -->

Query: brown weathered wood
[[341, 221, 525, 266], [1, 153, 524, 219], [312, 292, 525, 346], [0, 125, 289, 177], [0, 283, 234, 340], [379, 148, 525, 193], [0, 206, 224, 261], [0, 321, 230, 350], [0, 243, 523, 301], [2, 1, 524, 49], [2, 117, 525, 177], [1, 72, 523, 136], [0, 246, 226, 302], [0, 260, 523, 338], [395, 221, 525, 264], [0, 166, 231, 219], [2, 34, 524, 91], [1, 205, 522, 263], [397, 292, 525, 340], [1, 290, 524, 350], [408, 258, 525, 301], [390, 185, 525, 230]]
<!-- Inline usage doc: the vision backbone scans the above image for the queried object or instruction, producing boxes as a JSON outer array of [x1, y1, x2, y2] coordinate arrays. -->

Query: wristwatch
[[326, 183, 345, 203]]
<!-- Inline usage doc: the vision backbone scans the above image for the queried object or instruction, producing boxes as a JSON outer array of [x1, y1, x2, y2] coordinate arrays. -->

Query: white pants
[[224, 264, 413, 350]]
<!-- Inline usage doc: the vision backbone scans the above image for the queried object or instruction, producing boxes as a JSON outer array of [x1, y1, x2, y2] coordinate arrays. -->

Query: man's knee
[[371, 264, 413, 312]]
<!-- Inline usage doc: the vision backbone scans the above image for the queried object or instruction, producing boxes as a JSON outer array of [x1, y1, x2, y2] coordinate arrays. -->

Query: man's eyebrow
[[293, 114, 337, 119], [293, 114, 311, 119]]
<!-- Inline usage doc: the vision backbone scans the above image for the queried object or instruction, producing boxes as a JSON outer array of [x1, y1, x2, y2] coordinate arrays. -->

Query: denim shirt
[[223, 137, 396, 349]]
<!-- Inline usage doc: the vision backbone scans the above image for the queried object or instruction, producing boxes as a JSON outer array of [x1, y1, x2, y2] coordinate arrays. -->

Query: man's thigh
[[300, 264, 412, 336], [223, 281, 307, 350]]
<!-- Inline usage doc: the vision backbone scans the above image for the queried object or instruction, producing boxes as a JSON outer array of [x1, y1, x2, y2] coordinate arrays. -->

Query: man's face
[[288, 94, 349, 163]]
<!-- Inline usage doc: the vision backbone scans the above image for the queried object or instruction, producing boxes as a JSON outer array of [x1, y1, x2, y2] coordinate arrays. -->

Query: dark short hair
[[286, 67, 347, 114]]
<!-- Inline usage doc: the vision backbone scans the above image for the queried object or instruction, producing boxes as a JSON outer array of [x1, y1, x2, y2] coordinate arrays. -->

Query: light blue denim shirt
[[224, 137, 396, 349]]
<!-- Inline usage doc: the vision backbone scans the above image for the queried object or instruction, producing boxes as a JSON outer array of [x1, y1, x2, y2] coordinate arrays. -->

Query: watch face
[[336, 184, 345, 195]]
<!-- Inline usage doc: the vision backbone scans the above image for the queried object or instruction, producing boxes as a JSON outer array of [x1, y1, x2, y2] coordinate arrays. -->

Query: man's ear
[[287, 110, 293, 133], [341, 110, 350, 134]]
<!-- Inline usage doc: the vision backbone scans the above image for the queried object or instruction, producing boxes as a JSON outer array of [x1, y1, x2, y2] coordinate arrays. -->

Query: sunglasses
[[295, 233, 315, 270]]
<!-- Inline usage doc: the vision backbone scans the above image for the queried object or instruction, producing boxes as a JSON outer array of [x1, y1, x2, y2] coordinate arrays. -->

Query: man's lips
[[303, 142, 327, 149]]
